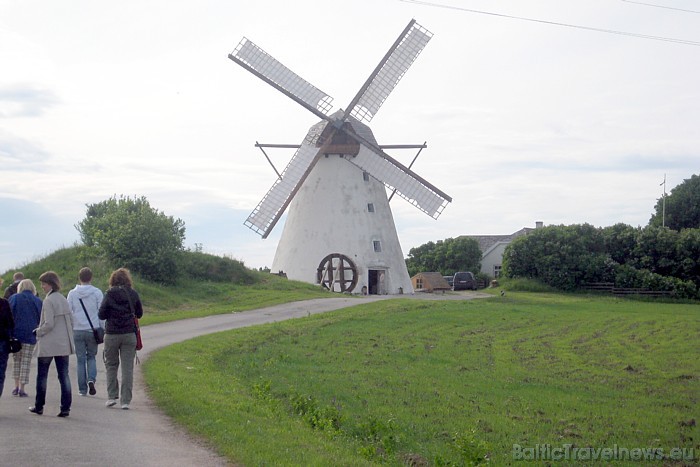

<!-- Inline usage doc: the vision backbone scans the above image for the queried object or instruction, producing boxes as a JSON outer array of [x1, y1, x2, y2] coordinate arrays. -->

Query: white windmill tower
[[229, 19, 452, 294]]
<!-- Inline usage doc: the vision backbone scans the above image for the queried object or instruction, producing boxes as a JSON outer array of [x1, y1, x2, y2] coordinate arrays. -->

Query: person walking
[[8, 279, 43, 397], [67, 267, 104, 396], [99, 268, 143, 410], [0, 283, 16, 401], [3, 271, 24, 299], [29, 271, 75, 418]]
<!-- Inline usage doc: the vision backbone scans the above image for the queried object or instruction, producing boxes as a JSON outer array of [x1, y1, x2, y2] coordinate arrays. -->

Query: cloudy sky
[[1, 0, 698, 273]]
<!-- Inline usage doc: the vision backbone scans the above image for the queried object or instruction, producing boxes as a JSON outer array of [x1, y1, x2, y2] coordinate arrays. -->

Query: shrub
[[75, 196, 185, 284]]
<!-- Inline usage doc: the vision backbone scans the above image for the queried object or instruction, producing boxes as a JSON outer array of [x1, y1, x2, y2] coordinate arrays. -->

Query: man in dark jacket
[[3, 272, 25, 299]]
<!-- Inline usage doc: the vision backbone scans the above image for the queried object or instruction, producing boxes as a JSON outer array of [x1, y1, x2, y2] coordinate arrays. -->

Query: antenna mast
[[660, 174, 666, 228]]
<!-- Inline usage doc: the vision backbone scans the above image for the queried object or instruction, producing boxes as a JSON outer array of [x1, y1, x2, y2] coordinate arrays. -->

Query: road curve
[[0, 293, 487, 466]]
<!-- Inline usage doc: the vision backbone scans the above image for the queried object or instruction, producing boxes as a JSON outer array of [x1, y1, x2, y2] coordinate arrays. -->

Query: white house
[[465, 222, 544, 278]]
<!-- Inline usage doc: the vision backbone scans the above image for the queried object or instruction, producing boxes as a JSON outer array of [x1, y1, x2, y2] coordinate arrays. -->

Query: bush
[[503, 224, 607, 291], [614, 264, 698, 299], [75, 196, 185, 284], [475, 272, 491, 288], [498, 278, 557, 293]]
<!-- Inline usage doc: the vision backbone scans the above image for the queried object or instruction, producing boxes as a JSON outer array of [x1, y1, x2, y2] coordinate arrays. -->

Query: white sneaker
[[121, 404, 130, 410], [106, 399, 117, 407]]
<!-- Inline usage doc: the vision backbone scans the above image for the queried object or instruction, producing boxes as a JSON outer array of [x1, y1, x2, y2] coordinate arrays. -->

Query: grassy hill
[[1, 245, 334, 324]]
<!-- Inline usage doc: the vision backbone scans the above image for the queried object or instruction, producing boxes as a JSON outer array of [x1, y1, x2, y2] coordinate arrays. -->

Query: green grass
[[144, 293, 699, 465]]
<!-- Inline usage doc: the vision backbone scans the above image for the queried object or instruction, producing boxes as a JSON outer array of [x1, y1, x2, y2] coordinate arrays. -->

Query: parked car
[[442, 275, 454, 287], [452, 271, 477, 291]]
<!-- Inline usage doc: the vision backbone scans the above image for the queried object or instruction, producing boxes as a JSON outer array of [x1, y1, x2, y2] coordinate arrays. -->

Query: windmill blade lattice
[[350, 144, 449, 218], [244, 122, 328, 237], [230, 38, 334, 119], [347, 20, 433, 123]]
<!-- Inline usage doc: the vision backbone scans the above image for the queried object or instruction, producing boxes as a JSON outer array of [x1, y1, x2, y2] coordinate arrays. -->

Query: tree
[[676, 228, 700, 287], [442, 237, 482, 276], [502, 224, 613, 290], [76, 196, 186, 283], [502, 223, 699, 298], [406, 237, 481, 277], [630, 225, 680, 277], [650, 174, 700, 230], [601, 223, 638, 265]]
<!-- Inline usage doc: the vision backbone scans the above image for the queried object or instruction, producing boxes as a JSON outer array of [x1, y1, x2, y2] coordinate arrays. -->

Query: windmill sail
[[350, 144, 449, 219], [244, 123, 328, 237], [347, 20, 432, 123], [229, 38, 333, 119]]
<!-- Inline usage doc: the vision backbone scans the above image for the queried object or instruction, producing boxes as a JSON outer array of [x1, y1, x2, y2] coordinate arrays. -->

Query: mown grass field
[[144, 292, 699, 465]]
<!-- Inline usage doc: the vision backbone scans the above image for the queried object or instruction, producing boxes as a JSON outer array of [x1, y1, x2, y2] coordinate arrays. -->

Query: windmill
[[229, 19, 452, 294]]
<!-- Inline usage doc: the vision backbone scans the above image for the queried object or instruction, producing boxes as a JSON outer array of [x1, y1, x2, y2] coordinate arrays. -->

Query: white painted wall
[[271, 152, 414, 294], [480, 242, 509, 277]]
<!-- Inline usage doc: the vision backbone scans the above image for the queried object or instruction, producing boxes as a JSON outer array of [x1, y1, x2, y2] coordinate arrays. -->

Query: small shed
[[411, 272, 451, 293]]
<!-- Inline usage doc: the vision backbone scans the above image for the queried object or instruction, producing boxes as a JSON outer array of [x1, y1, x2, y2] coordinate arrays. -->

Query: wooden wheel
[[316, 253, 358, 293]]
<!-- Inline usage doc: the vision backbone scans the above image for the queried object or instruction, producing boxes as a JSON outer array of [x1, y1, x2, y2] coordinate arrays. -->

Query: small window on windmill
[[367, 203, 375, 213], [363, 171, 370, 182], [373, 240, 382, 252]]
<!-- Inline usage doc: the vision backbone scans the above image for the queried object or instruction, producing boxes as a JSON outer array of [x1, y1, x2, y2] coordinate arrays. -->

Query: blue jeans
[[35, 356, 72, 412], [74, 330, 98, 394], [0, 343, 8, 399]]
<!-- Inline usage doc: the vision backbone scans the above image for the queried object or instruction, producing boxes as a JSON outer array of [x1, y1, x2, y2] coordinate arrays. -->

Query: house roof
[[461, 227, 535, 256]]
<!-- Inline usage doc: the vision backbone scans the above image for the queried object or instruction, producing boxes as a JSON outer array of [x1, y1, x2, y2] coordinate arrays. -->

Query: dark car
[[452, 271, 477, 291]]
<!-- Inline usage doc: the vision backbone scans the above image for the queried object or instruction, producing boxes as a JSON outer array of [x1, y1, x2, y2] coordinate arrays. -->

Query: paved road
[[0, 293, 488, 466]]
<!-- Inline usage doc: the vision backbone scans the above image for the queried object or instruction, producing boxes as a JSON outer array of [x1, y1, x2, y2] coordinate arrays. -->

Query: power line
[[621, 0, 700, 14], [399, 0, 700, 46]]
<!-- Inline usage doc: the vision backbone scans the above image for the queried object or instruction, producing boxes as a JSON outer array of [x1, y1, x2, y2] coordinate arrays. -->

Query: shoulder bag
[[8, 337, 22, 353], [79, 298, 105, 344], [123, 287, 143, 351]]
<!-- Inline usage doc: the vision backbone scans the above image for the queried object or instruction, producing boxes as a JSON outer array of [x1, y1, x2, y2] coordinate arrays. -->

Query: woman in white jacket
[[29, 271, 75, 417]]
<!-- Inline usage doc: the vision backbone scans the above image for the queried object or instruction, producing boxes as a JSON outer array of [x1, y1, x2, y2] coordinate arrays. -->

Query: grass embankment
[[144, 293, 699, 465], [2, 245, 334, 325]]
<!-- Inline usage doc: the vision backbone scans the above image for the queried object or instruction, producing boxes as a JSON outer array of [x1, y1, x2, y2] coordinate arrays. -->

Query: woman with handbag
[[67, 267, 104, 397], [99, 268, 143, 410], [29, 271, 75, 417], [8, 279, 43, 397], [0, 280, 16, 400]]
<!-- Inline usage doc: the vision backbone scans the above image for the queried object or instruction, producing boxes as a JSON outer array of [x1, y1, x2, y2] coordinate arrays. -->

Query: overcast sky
[[1, 0, 698, 273]]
